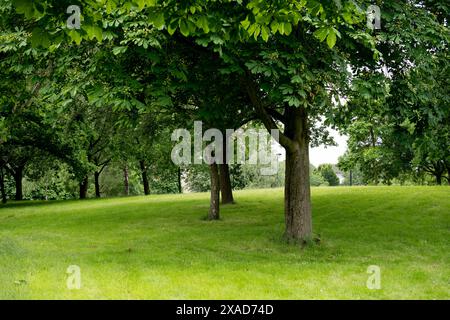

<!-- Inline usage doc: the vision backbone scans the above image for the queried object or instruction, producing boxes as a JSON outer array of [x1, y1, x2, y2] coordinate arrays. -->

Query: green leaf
[[105, 1, 116, 14], [278, 22, 285, 35], [167, 22, 177, 36], [134, 0, 146, 10], [149, 12, 165, 30], [31, 28, 50, 48], [68, 30, 82, 45], [313, 27, 329, 42], [291, 75, 303, 84], [84, 25, 103, 41], [284, 95, 301, 107], [241, 17, 251, 30], [186, 20, 197, 33], [13, 0, 34, 19], [280, 85, 294, 95], [112, 46, 128, 55], [261, 25, 269, 42], [179, 20, 190, 37], [253, 25, 261, 40], [400, 118, 416, 134], [247, 23, 257, 36], [284, 23, 292, 35], [198, 16, 210, 33], [342, 11, 353, 24], [326, 30, 337, 48], [270, 21, 279, 34]]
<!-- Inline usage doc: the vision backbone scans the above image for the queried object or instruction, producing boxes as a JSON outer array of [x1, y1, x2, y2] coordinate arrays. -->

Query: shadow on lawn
[[0, 198, 105, 210]]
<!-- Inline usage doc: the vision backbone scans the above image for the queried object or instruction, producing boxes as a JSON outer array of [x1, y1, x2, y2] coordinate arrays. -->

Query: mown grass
[[0, 186, 449, 299]]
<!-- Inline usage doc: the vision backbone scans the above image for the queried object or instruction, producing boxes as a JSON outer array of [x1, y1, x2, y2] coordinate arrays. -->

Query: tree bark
[[436, 174, 442, 185], [0, 167, 7, 204], [79, 176, 89, 199], [13, 166, 24, 201], [177, 167, 182, 194], [94, 172, 101, 198], [219, 135, 234, 204], [123, 166, 129, 196], [435, 161, 445, 186], [219, 163, 234, 204], [283, 107, 312, 242], [244, 75, 312, 241], [139, 160, 150, 195], [208, 162, 220, 220]]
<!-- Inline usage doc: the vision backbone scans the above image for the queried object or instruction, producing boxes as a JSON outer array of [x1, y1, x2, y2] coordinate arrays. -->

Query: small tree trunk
[[0, 167, 7, 204], [284, 107, 312, 242], [139, 160, 150, 195], [208, 162, 220, 220], [94, 172, 101, 198], [177, 167, 182, 194], [219, 163, 234, 204], [245, 77, 312, 242], [436, 174, 442, 185], [123, 166, 129, 196], [349, 170, 353, 186], [13, 166, 24, 201], [219, 135, 234, 204], [79, 176, 89, 199]]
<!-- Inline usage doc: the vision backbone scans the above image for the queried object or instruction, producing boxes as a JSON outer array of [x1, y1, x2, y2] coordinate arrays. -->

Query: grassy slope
[[0, 186, 448, 300]]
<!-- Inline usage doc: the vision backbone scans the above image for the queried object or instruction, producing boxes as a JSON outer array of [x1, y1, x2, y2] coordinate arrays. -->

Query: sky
[[310, 129, 348, 167], [273, 128, 348, 167]]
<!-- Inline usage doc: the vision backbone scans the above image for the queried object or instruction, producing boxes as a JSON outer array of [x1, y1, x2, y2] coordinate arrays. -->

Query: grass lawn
[[0, 186, 449, 300]]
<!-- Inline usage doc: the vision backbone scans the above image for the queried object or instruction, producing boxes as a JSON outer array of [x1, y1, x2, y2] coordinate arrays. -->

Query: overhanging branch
[[242, 73, 295, 151]]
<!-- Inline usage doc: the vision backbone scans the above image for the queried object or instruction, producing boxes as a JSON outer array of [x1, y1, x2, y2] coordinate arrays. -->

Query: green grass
[[0, 186, 449, 299]]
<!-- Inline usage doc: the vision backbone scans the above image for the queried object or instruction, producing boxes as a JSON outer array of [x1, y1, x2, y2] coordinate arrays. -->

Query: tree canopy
[[1, 0, 448, 241]]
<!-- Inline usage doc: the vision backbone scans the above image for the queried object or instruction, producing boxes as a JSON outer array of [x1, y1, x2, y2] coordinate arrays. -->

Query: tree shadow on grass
[[0, 197, 104, 210]]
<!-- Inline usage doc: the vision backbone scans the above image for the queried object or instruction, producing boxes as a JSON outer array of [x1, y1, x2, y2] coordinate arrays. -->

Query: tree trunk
[[79, 176, 89, 199], [219, 134, 234, 204], [0, 167, 6, 204], [139, 160, 150, 195], [244, 76, 312, 242], [436, 174, 442, 185], [94, 172, 101, 198], [219, 163, 234, 204], [13, 166, 24, 201], [123, 166, 129, 196], [429, 162, 445, 186], [177, 167, 182, 194], [284, 107, 312, 242], [349, 170, 353, 186], [208, 162, 220, 220]]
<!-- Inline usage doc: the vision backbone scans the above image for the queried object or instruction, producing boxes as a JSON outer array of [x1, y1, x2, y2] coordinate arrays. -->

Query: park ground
[[0, 186, 449, 299]]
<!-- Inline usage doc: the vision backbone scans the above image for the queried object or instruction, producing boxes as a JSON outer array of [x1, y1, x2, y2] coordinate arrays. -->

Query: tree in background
[[316, 164, 339, 186], [6, 0, 448, 242], [9, 0, 380, 241], [335, 1, 449, 186]]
